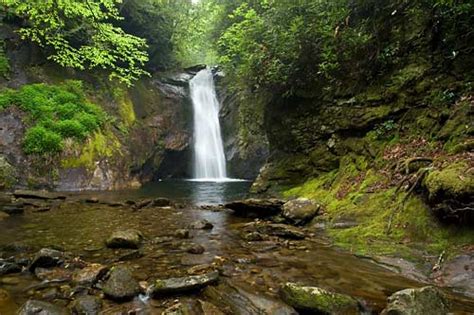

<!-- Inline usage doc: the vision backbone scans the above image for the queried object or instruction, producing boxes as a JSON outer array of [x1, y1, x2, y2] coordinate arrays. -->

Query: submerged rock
[[105, 229, 143, 249], [282, 198, 320, 225], [13, 190, 66, 201], [17, 300, 70, 315], [188, 219, 214, 230], [280, 282, 359, 314], [174, 229, 191, 239], [0, 260, 21, 275], [186, 244, 205, 255], [225, 198, 284, 218], [69, 295, 102, 315], [101, 266, 140, 301], [29, 248, 66, 271], [252, 223, 306, 240], [151, 271, 219, 296], [204, 280, 297, 315], [162, 299, 224, 315], [381, 286, 449, 315]]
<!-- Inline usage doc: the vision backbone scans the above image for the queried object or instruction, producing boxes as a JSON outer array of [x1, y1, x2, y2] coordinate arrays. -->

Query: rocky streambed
[[0, 190, 474, 314]]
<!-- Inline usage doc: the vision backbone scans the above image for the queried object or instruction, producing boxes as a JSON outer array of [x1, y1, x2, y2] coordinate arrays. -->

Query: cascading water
[[190, 68, 227, 181]]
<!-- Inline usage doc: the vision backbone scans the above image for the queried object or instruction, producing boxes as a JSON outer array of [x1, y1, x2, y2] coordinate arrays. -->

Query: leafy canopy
[[1, 0, 149, 85]]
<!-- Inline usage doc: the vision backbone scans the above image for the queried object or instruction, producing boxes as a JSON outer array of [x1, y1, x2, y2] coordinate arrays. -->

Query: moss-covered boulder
[[381, 286, 449, 315], [280, 282, 359, 314], [423, 162, 474, 223], [282, 198, 321, 225]]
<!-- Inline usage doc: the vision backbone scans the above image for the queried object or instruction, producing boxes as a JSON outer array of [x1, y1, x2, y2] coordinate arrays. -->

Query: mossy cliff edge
[[247, 61, 473, 260], [0, 24, 194, 190]]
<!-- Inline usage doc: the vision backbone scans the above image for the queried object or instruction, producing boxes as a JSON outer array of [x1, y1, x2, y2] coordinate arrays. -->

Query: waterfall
[[190, 68, 227, 181]]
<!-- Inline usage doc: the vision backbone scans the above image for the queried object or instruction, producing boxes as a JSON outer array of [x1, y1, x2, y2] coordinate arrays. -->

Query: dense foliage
[[1, 0, 149, 85], [210, 0, 474, 96], [0, 81, 106, 155]]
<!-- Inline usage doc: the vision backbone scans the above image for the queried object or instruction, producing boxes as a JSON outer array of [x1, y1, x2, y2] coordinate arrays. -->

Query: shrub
[[23, 126, 63, 155], [0, 81, 108, 155]]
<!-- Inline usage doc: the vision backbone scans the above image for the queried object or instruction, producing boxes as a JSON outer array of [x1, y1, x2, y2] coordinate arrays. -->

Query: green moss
[[0, 43, 9, 78], [424, 162, 474, 199], [281, 283, 358, 313], [113, 87, 136, 129], [284, 157, 474, 259], [0, 81, 107, 155], [61, 130, 121, 170], [0, 156, 16, 189]]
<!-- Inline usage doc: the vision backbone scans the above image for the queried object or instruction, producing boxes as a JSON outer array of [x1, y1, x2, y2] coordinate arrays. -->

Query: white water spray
[[190, 68, 227, 181]]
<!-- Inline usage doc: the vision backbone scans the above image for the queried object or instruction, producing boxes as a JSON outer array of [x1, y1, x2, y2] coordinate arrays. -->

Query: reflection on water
[[137, 180, 251, 205]]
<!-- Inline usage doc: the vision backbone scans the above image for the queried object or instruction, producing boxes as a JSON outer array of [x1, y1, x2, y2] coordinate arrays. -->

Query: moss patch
[[62, 130, 121, 170], [113, 87, 136, 130], [283, 156, 474, 259], [0, 81, 107, 155], [424, 161, 474, 199]]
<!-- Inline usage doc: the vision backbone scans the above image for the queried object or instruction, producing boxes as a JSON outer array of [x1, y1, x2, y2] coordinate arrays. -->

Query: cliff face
[[0, 24, 195, 191]]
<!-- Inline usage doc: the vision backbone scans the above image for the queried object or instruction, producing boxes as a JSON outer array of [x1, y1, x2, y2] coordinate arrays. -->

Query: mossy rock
[[424, 162, 474, 201], [0, 156, 16, 189], [381, 286, 449, 315], [280, 282, 359, 314]]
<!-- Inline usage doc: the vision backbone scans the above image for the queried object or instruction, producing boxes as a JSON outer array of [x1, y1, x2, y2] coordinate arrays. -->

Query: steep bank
[[0, 24, 196, 190], [247, 57, 473, 262]]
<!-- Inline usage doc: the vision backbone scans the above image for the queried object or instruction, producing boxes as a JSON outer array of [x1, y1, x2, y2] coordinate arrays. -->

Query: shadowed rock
[[69, 295, 102, 315], [29, 248, 66, 272], [225, 198, 284, 218], [151, 271, 219, 296]]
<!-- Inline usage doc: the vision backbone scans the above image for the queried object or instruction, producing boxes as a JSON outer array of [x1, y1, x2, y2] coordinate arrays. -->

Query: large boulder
[[381, 286, 449, 315], [101, 266, 140, 301], [17, 300, 70, 315], [282, 198, 321, 225], [151, 271, 219, 296], [225, 198, 285, 218], [105, 229, 143, 249], [280, 282, 359, 314]]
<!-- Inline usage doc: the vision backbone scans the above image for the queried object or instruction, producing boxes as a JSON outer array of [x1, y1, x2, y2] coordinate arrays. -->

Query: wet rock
[[70, 295, 102, 315], [13, 190, 66, 201], [133, 199, 152, 210], [84, 197, 99, 204], [188, 219, 214, 230], [187, 244, 205, 255], [433, 254, 474, 297], [17, 300, 70, 315], [251, 223, 306, 240], [116, 249, 144, 262], [72, 263, 108, 286], [2, 203, 25, 215], [282, 198, 320, 225], [151, 271, 219, 296], [242, 232, 265, 241], [225, 198, 284, 218], [0, 276, 21, 285], [0, 260, 21, 275], [162, 299, 224, 315], [151, 197, 172, 207], [101, 266, 140, 301], [29, 248, 66, 271], [280, 282, 359, 314], [174, 229, 191, 239], [381, 286, 449, 315], [35, 267, 73, 282], [204, 280, 297, 315], [105, 229, 143, 249]]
